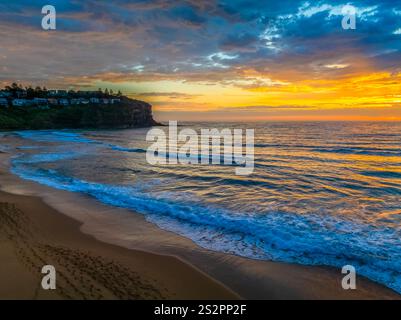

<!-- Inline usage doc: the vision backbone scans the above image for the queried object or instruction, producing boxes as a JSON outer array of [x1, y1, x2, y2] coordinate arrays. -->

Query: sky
[[0, 0, 401, 121]]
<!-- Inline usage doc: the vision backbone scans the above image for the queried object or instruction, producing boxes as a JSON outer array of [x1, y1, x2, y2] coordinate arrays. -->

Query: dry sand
[[0, 143, 400, 300], [1, 189, 399, 300], [0, 191, 238, 300]]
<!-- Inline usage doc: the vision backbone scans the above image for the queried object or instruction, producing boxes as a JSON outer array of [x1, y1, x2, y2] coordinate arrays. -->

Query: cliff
[[0, 97, 160, 130]]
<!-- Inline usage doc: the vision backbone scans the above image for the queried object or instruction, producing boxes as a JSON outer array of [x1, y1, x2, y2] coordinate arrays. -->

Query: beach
[[0, 143, 400, 300], [1, 0, 401, 302], [0, 189, 239, 300]]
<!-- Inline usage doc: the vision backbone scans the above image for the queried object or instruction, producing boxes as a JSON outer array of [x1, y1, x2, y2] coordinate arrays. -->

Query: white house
[[79, 98, 89, 104], [57, 90, 68, 96], [33, 98, 48, 105], [0, 98, 8, 106], [110, 98, 121, 104], [70, 99, 81, 105], [12, 99, 31, 107], [16, 91, 27, 98], [0, 91, 11, 98], [102, 99, 110, 104], [58, 98, 69, 106], [90, 97, 100, 104]]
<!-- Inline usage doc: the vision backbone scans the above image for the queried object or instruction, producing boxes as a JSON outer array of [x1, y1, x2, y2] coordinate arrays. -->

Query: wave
[[253, 143, 401, 157], [312, 147, 401, 157], [14, 130, 95, 144], [360, 170, 401, 179], [109, 145, 147, 153], [10, 155, 401, 294], [12, 151, 84, 164], [9, 128, 401, 294], [0, 145, 10, 153]]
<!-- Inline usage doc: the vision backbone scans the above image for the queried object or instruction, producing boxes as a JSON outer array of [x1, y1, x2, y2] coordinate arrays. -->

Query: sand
[[1, 190, 399, 300], [0, 191, 238, 300], [0, 143, 400, 300]]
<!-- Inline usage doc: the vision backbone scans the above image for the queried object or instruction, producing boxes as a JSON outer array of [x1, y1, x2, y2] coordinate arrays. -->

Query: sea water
[[4, 122, 401, 293]]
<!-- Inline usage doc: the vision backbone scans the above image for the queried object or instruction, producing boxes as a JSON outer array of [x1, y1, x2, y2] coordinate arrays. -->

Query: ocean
[[3, 122, 401, 293]]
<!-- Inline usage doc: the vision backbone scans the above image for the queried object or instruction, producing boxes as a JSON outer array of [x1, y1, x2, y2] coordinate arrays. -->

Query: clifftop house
[[0, 84, 157, 129], [33, 98, 48, 105], [58, 98, 69, 106], [0, 98, 8, 106], [0, 85, 124, 108]]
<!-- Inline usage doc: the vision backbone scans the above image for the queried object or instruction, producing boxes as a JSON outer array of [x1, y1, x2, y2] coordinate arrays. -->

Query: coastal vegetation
[[0, 83, 157, 130]]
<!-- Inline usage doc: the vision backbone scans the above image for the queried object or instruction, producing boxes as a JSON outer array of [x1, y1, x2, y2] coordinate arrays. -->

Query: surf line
[[146, 121, 254, 176]]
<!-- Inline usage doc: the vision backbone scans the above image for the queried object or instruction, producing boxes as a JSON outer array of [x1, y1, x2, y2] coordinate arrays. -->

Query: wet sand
[[0, 190, 239, 299], [0, 144, 400, 300]]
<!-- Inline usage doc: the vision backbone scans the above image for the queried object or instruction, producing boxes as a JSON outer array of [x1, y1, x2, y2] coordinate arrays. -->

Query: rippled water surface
[[5, 122, 401, 293]]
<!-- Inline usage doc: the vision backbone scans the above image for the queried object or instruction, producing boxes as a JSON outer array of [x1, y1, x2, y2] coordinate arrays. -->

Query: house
[[0, 91, 11, 98], [33, 98, 48, 105], [47, 98, 58, 105], [111, 98, 121, 104], [58, 98, 69, 106], [90, 97, 100, 104], [79, 98, 89, 104], [70, 99, 81, 105], [12, 99, 31, 107], [16, 91, 27, 98], [79, 91, 92, 96], [48, 90, 58, 96], [57, 90, 68, 96], [77, 91, 87, 96], [0, 98, 8, 107], [102, 99, 110, 104]]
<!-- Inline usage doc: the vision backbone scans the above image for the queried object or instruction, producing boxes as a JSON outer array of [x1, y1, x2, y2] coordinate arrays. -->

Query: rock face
[[88, 97, 156, 128], [125, 99, 154, 127], [120, 97, 163, 127], [0, 97, 160, 130]]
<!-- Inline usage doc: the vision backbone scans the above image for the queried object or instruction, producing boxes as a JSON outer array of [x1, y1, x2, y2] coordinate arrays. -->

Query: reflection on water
[[7, 122, 401, 293]]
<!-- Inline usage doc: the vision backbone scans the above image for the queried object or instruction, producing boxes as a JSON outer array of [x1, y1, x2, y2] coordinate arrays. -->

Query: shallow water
[[4, 122, 401, 293]]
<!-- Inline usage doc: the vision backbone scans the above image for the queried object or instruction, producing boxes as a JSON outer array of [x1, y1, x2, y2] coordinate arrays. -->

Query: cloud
[[1, 0, 400, 82], [135, 92, 200, 99], [0, 0, 400, 121], [220, 32, 260, 52]]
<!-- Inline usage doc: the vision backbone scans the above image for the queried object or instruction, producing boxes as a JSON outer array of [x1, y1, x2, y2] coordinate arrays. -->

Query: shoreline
[[0, 190, 239, 300], [0, 146, 400, 299]]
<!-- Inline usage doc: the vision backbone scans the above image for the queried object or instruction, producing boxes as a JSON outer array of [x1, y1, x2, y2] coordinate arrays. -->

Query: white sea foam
[[9, 125, 401, 293], [10, 157, 401, 293]]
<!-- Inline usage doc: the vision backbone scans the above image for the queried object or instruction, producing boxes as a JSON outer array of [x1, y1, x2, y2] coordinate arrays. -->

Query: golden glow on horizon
[[82, 69, 401, 121]]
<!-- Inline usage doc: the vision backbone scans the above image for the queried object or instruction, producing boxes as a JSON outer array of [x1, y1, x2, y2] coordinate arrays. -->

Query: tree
[[0, 114, 24, 129], [5, 83, 20, 97], [12, 83, 25, 98], [35, 86, 43, 98], [68, 90, 76, 98], [26, 86, 35, 99]]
